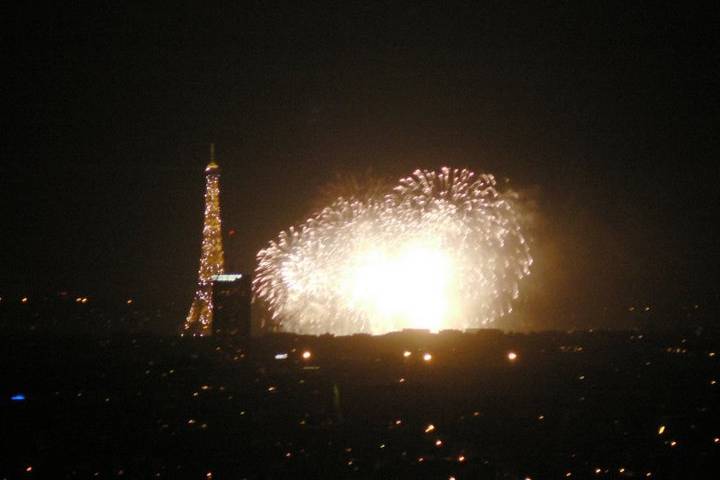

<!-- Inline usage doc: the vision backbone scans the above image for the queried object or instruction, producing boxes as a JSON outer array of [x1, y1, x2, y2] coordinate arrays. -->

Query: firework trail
[[254, 167, 532, 335]]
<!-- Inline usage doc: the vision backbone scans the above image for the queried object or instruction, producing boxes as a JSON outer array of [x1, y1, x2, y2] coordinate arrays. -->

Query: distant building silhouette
[[212, 273, 251, 337]]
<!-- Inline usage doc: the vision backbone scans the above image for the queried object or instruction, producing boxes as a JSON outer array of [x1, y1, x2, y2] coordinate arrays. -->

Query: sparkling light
[[254, 167, 532, 335], [507, 351, 518, 361], [302, 350, 312, 360], [423, 353, 433, 362], [185, 145, 225, 336]]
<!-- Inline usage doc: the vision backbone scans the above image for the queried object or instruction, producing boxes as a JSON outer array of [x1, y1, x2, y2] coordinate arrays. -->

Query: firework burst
[[254, 167, 532, 335]]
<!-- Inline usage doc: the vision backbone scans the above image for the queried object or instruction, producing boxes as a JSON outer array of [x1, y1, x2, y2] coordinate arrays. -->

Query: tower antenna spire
[[210, 143, 215, 163]]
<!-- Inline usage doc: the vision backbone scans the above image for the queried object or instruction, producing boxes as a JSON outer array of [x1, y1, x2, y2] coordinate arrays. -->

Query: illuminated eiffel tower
[[184, 144, 225, 336]]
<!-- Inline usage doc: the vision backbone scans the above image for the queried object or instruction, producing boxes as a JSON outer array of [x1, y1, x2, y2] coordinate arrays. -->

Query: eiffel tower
[[184, 144, 225, 336]]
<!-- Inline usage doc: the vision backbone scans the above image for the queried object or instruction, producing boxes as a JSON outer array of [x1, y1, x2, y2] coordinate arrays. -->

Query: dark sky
[[2, 2, 718, 327]]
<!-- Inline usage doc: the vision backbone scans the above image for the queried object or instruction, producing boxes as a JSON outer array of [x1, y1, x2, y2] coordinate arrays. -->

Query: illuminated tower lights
[[184, 144, 225, 336]]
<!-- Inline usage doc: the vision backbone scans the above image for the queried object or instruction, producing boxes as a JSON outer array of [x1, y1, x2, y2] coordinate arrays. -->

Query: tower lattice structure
[[184, 144, 225, 336]]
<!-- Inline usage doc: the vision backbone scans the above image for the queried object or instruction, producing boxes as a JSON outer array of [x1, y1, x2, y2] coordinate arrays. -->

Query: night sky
[[3, 2, 718, 328]]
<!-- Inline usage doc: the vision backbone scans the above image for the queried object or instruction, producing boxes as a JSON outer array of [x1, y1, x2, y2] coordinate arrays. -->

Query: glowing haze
[[254, 167, 532, 335]]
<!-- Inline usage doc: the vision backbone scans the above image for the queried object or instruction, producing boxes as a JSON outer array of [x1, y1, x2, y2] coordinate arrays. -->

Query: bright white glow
[[302, 350, 312, 360], [423, 353, 433, 362], [255, 167, 532, 335], [507, 351, 518, 361], [212, 274, 243, 282], [342, 243, 456, 333], [403, 350, 412, 358], [274, 353, 288, 360]]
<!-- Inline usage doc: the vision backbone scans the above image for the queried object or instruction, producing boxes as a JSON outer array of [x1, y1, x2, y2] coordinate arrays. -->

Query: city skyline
[[2, 3, 718, 330]]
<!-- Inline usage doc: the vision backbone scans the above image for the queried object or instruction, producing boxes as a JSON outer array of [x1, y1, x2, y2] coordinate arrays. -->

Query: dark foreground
[[2, 330, 719, 479]]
